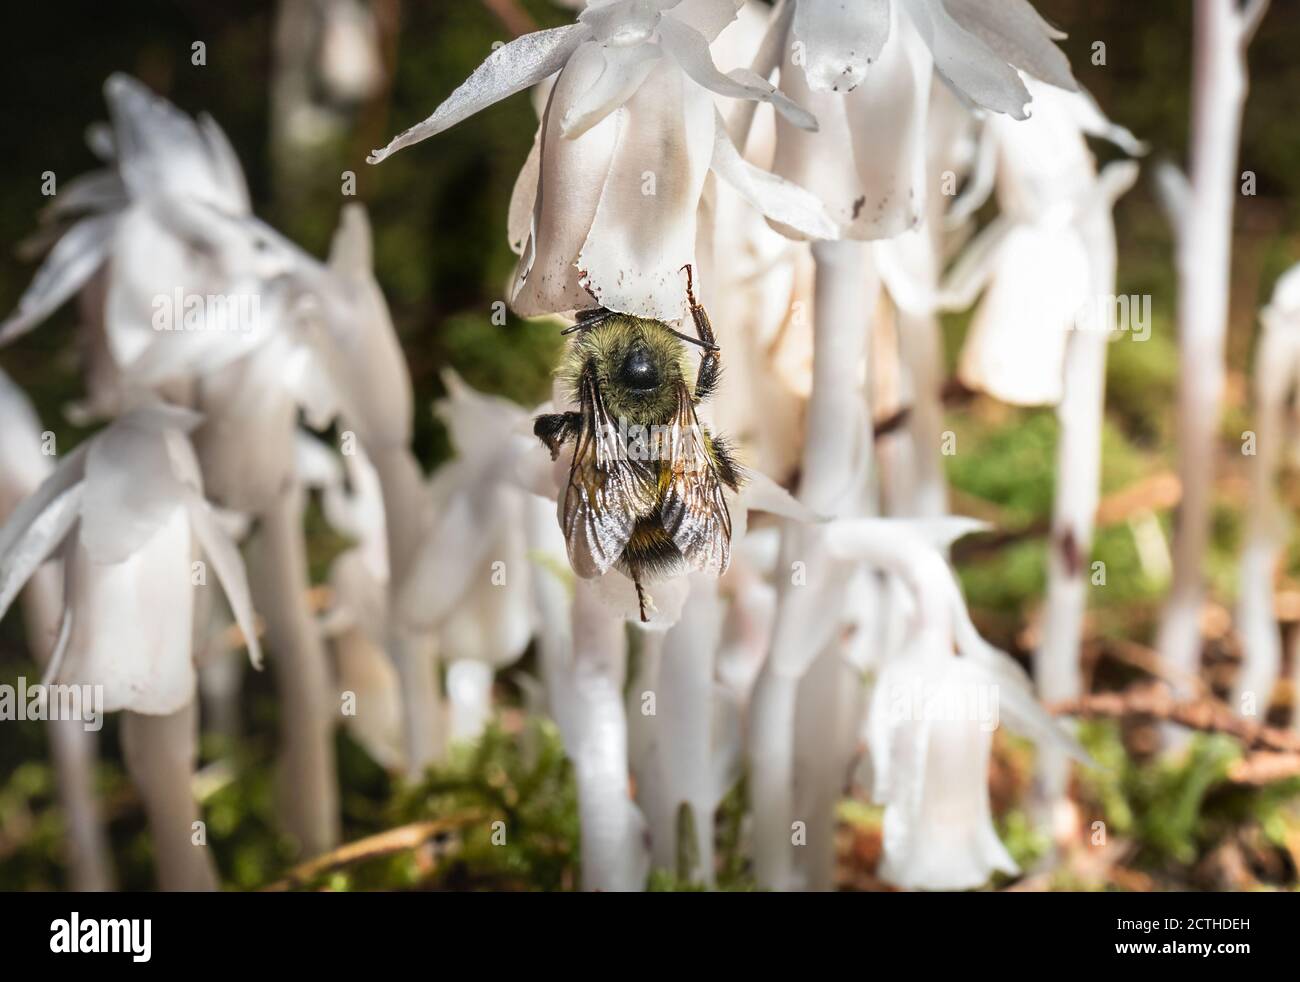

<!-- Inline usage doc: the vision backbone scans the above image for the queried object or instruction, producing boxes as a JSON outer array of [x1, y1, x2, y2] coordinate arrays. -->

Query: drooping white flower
[[941, 78, 1141, 406], [0, 404, 261, 715], [759, 0, 1074, 240], [369, 0, 837, 321], [823, 517, 1084, 890]]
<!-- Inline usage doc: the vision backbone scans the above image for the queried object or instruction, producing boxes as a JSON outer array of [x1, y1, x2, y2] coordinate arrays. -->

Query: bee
[[534, 267, 742, 622]]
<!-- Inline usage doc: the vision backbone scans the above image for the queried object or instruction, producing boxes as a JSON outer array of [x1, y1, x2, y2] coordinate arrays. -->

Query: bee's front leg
[[534, 412, 582, 460], [680, 264, 721, 403]]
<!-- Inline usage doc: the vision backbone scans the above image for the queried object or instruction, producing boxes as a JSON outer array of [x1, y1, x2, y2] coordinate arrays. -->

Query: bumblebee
[[534, 268, 742, 622]]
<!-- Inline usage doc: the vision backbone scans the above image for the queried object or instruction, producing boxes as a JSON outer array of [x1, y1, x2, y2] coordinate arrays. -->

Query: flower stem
[[120, 703, 217, 891], [252, 483, 341, 855]]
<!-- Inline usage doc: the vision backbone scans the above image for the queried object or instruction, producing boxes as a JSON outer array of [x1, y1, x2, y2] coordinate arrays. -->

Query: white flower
[[0, 404, 261, 715], [824, 517, 1084, 890], [368, 0, 837, 321], [764, 0, 1075, 239], [940, 78, 1141, 405]]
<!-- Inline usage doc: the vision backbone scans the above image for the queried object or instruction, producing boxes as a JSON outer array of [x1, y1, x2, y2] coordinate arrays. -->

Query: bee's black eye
[[618, 346, 659, 392]]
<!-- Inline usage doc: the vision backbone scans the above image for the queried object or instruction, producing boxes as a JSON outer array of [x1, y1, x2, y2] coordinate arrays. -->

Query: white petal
[[511, 42, 622, 316], [737, 467, 824, 523], [576, 60, 716, 321], [324, 204, 413, 448], [367, 25, 588, 163], [0, 483, 83, 622], [793, 0, 891, 93], [82, 418, 187, 564], [669, 0, 745, 42], [186, 491, 262, 670], [0, 215, 117, 345], [197, 112, 252, 214], [559, 42, 663, 139], [507, 125, 543, 255], [59, 509, 196, 714], [710, 110, 838, 241], [943, 0, 1076, 93], [841, 4, 933, 239], [579, 0, 666, 45], [903, 0, 1032, 119], [0, 444, 89, 562], [103, 74, 243, 211], [956, 222, 1089, 405], [659, 14, 817, 131]]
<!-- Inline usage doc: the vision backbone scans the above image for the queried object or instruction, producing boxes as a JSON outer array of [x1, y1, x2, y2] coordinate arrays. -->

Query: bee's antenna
[[664, 327, 719, 352]]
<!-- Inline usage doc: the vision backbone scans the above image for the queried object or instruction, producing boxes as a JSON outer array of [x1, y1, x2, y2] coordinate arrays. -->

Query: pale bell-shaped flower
[[369, 0, 836, 321], [0, 369, 56, 518], [0, 404, 262, 715], [398, 373, 538, 669], [824, 516, 1084, 889], [942, 78, 1141, 406], [867, 628, 1017, 890], [301, 435, 407, 771], [764, 0, 1074, 240], [0, 75, 332, 399]]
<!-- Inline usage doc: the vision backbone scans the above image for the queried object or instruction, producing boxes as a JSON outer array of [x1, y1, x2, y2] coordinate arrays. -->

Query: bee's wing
[[661, 384, 733, 577], [562, 371, 657, 577]]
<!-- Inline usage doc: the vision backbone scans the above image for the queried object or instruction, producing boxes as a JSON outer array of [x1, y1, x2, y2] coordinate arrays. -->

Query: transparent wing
[[562, 371, 657, 577], [661, 384, 732, 576]]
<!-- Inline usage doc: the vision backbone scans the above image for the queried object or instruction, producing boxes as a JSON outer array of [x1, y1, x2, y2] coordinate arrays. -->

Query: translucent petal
[[559, 42, 663, 139], [793, 0, 891, 93], [659, 14, 817, 131], [904, 0, 1032, 119], [367, 24, 588, 163], [710, 111, 838, 242], [0, 483, 83, 624], [0, 214, 117, 345], [577, 61, 716, 321], [186, 490, 263, 670], [943, 0, 1076, 93], [82, 418, 188, 564]]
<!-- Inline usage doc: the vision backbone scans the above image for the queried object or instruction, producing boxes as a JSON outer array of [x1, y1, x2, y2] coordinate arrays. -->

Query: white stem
[[446, 659, 493, 744], [21, 563, 115, 891], [750, 239, 874, 891], [120, 703, 217, 891], [569, 579, 647, 891], [1234, 322, 1291, 713], [252, 483, 340, 855], [895, 306, 948, 518], [1156, 0, 1255, 691], [370, 445, 446, 774], [656, 578, 721, 884], [1034, 327, 1107, 826], [793, 642, 861, 891], [626, 629, 669, 869]]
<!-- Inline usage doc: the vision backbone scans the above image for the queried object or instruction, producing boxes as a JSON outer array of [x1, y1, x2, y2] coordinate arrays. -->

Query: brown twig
[[1049, 682, 1300, 754], [263, 811, 485, 890]]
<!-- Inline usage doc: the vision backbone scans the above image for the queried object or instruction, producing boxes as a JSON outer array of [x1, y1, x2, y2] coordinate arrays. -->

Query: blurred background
[[2, 0, 1299, 891]]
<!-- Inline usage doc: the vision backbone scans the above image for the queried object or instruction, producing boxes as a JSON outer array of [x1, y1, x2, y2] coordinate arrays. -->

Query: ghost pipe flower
[[0, 370, 115, 891], [1234, 264, 1300, 723], [397, 371, 539, 748], [752, 0, 1074, 241], [0, 404, 261, 890], [1154, 0, 1271, 706], [369, 0, 835, 321], [301, 436, 408, 772], [825, 517, 1085, 889]]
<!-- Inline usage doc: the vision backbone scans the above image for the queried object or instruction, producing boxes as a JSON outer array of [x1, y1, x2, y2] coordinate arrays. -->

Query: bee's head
[[561, 314, 690, 426]]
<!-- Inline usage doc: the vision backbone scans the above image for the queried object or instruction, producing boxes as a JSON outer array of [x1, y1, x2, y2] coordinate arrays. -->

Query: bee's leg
[[680, 264, 721, 403], [534, 412, 582, 459], [634, 578, 650, 623]]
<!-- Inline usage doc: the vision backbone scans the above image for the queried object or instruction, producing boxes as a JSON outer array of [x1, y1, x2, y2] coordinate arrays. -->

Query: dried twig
[[263, 811, 485, 890], [1049, 682, 1300, 754]]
